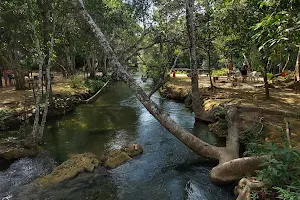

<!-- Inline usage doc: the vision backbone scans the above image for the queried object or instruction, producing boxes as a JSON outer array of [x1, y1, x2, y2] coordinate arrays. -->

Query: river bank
[[0, 72, 100, 131], [162, 75, 300, 151], [0, 79, 235, 200]]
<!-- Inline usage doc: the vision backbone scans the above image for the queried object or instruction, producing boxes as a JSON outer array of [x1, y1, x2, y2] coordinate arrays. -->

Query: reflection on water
[[0, 78, 234, 200]]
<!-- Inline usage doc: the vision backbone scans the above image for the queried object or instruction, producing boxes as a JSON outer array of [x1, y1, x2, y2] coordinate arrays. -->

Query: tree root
[[210, 156, 267, 183], [235, 178, 264, 200]]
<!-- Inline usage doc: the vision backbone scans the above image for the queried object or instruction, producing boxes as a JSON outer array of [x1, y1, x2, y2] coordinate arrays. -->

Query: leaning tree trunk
[[185, 0, 214, 123], [294, 46, 300, 82], [72, 0, 266, 184]]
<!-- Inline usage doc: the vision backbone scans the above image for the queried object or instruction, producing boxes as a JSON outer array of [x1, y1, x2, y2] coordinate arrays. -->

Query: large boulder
[[34, 152, 99, 187]]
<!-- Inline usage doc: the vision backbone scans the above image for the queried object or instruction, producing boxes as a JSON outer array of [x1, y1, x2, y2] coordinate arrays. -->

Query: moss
[[0, 139, 40, 160], [122, 144, 143, 157], [34, 152, 99, 187], [103, 150, 132, 169], [102, 144, 144, 169]]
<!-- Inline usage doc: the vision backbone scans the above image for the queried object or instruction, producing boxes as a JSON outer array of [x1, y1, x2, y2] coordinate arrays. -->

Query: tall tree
[[185, 0, 214, 122]]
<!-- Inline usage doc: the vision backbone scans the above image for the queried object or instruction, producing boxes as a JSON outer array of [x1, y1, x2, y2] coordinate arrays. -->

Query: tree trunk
[[72, 0, 266, 184], [185, 0, 214, 123], [294, 46, 300, 81], [14, 70, 26, 90], [262, 58, 270, 99], [282, 53, 290, 72], [208, 49, 214, 89], [37, 35, 54, 141]]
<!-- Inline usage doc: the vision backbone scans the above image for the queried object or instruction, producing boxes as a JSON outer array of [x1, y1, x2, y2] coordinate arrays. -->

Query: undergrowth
[[241, 118, 300, 199]]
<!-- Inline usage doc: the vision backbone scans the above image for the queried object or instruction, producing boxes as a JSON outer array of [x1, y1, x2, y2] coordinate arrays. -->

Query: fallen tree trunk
[[80, 78, 111, 103], [72, 0, 266, 186]]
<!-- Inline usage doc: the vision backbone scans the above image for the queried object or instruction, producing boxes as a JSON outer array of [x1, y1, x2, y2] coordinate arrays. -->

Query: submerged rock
[[122, 143, 144, 157], [102, 144, 143, 169], [34, 152, 99, 187], [0, 139, 40, 160], [103, 149, 132, 169]]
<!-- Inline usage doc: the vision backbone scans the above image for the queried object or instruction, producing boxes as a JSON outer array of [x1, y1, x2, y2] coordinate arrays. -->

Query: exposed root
[[210, 156, 267, 183], [235, 178, 264, 200]]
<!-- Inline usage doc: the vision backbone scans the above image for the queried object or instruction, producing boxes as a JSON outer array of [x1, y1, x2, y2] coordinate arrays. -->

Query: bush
[[242, 120, 300, 199], [212, 68, 228, 76], [70, 74, 84, 89], [255, 144, 300, 199], [267, 72, 273, 80]]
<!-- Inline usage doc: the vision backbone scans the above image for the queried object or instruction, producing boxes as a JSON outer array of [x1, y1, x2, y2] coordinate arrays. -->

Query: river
[[0, 77, 234, 200]]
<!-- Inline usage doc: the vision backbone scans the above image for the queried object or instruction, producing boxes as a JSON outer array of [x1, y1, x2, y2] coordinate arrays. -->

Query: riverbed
[[0, 77, 234, 200]]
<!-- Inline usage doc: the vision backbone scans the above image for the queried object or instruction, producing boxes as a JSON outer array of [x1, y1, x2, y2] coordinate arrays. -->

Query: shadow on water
[[0, 77, 234, 200]]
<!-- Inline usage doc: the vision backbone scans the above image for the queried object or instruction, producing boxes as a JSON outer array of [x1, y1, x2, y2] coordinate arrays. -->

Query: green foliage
[[70, 74, 84, 89], [241, 116, 300, 199], [84, 78, 105, 93], [256, 144, 300, 199], [267, 72, 273, 80], [212, 68, 228, 76]]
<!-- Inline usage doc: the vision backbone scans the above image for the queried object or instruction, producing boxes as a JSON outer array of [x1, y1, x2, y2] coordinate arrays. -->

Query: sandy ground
[[0, 72, 87, 112], [167, 75, 300, 150]]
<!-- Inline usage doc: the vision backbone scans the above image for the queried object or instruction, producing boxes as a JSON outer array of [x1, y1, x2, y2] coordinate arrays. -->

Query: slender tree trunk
[[208, 49, 214, 88], [282, 53, 290, 72], [294, 46, 300, 81], [262, 57, 270, 99], [31, 27, 44, 143], [185, 0, 214, 122], [38, 35, 54, 141], [0, 68, 2, 88]]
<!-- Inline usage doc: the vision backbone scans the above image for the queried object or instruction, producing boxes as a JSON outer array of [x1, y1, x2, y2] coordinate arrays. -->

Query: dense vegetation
[[1, 0, 300, 199]]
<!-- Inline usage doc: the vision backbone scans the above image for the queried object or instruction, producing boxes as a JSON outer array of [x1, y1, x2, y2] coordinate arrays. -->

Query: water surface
[[0, 78, 234, 200]]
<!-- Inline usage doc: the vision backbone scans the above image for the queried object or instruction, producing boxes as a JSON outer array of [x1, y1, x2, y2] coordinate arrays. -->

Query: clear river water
[[0, 77, 234, 200]]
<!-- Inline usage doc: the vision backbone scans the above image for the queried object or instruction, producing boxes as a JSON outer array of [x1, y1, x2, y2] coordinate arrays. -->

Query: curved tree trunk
[[81, 78, 110, 103], [72, 0, 265, 185]]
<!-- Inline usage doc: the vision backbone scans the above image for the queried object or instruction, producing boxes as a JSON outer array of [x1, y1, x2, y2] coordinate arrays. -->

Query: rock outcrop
[[102, 144, 143, 169], [34, 152, 99, 187]]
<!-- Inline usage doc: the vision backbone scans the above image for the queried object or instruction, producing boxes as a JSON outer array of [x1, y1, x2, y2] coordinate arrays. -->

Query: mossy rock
[[102, 144, 144, 169], [0, 139, 41, 160], [103, 149, 132, 169], [34, 152, 99, 187], [122, 144, 143, 157]]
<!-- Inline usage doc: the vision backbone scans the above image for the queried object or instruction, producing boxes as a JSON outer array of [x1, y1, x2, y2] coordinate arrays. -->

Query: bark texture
[[295, 46, 300, 81]]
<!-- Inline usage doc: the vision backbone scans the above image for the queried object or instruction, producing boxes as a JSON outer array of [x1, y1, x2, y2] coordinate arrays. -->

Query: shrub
[[255, 144, 300, 199], [241, 120, 300, 199], [212, 68, 228, 76], [84, 78, 105, 93], [70, 74, 84, 89]]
